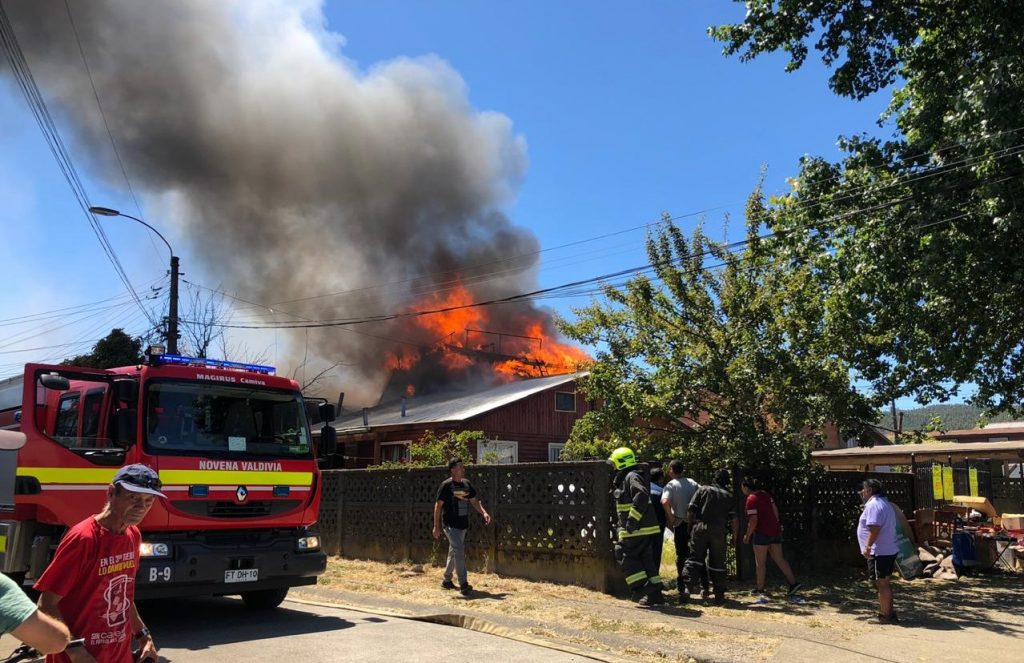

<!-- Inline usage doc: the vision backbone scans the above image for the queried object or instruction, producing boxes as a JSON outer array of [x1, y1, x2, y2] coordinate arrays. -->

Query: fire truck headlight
[[140, 542, 171, 558], [296, 536, 320, 552]]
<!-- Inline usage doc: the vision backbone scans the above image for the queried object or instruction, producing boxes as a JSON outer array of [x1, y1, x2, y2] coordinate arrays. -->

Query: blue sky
[[1, 1, 917, 402]]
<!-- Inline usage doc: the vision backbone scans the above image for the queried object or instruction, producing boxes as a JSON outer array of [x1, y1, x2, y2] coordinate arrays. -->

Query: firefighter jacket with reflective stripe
[[614, 469, 661, 539]]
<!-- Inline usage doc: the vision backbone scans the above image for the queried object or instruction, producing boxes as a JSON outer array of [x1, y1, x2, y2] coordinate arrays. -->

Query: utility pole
[[89, 206, 180, 354], [168, 255, 180, 353]]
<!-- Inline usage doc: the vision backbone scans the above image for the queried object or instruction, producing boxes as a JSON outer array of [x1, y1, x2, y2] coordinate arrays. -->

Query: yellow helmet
[[608, 447, 637, 471]]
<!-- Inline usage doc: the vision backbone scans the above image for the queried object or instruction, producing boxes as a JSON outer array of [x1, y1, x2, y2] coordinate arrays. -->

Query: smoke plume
[[2, 1, 574, 403]]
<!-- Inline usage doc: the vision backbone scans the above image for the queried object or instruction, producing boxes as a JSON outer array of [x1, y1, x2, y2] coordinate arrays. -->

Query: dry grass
[[314, 557, 785, 661], [310, 556, 1024, 662]]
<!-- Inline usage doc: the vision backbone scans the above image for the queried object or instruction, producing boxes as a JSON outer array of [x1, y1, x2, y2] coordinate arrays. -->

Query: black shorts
[[752, 532, 782, 546], [868, 554, 897, 579]]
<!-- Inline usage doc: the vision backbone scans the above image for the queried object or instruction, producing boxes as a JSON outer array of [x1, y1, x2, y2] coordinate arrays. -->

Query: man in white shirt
[[857, 479, 899, 624], [660, 460, 705, 602]]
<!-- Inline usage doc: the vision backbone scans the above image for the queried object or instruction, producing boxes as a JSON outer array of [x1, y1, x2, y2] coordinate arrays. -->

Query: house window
[[477, 440, 518, 464], [380, 440, 410, 463], [554, 392, 576, 412], [988, 437, 1009, 442], [548, 443, 566, 462]]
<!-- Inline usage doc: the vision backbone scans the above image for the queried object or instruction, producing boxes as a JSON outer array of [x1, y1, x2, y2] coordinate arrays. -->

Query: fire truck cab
[[0, 347, 336, 609]]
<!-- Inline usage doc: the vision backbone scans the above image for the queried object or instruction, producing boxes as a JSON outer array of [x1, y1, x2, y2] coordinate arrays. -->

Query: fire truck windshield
[[145, 381, 311, 457]]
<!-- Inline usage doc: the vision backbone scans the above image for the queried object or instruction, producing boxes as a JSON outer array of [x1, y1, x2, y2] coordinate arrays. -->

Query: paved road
[[138, 596, 593, 662]]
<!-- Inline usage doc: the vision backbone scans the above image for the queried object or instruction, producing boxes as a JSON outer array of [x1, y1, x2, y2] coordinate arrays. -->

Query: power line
[[201, 168, 1008, 330], [256, 133, 1024, 318], [0, 285, 155, 327], [0, 4, 157, 327], [61, 0, 163, 264]]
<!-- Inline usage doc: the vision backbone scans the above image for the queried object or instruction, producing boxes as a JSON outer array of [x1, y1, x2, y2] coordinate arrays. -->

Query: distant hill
[[886, 404, 1020, 432]]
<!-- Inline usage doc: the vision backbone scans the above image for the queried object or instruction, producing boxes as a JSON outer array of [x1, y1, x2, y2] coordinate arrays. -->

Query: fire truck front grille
[[170, 500, 302, 519]]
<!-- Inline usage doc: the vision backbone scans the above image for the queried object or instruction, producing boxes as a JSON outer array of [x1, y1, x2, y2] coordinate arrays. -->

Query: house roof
[[333, 372, 585, 432], [812, 440, 1024, 468], [934, 423, 1024, 438]]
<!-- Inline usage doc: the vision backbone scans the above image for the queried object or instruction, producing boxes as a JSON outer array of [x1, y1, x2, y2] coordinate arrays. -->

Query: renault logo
[[235, 486, 248, 503]]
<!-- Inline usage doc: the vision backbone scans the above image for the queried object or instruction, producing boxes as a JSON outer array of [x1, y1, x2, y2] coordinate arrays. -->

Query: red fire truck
[[0, 347, 336, 609]]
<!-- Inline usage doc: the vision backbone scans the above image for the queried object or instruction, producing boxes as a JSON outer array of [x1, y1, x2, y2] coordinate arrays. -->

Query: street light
[[89, 206, 180, 354]]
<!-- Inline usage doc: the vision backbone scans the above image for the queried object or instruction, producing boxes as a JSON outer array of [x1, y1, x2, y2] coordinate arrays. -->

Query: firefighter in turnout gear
[[683, 468, 739, 605], [609, 447, 666, 607]]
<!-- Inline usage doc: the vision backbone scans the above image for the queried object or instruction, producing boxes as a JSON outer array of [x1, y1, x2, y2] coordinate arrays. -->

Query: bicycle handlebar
[[2, 638, 86, 663]]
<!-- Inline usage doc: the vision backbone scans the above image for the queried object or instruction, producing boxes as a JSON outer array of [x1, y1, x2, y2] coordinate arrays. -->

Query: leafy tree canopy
[[63, 328, 143, 369], [371, 429, 480, 469], [711, 1, 1024, 413], [558, 199, 874, 472]]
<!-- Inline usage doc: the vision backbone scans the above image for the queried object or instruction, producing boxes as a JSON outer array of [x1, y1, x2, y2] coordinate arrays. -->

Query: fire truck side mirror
[[115, 408, 138, 447], [318, 402, 335, 423], [319, 425, 337, 456], [38, 373, 70, 391], [114, 378, 139, 403]]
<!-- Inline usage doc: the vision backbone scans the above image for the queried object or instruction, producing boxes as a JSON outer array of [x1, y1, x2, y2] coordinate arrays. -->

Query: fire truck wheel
[[240, 587, 289, 610]]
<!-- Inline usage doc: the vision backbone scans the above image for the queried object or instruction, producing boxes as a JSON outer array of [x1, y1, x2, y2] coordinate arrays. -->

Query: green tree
[[371, 429, 481, 469], [558, 202, 874, 471], [710, 1, 1024, 413], [63, 328, 143, 369]]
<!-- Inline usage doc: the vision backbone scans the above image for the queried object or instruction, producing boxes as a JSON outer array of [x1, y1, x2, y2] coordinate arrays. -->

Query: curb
[[284, 596, 631, 663]]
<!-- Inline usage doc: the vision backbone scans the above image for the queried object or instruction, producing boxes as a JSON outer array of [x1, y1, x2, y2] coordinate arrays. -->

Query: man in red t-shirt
[[741, 477, 801, 602], [35, 464, 166, 663]]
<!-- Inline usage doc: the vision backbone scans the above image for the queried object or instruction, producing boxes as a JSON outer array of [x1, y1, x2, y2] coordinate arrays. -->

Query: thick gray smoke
[[3, 0, 557, 403]]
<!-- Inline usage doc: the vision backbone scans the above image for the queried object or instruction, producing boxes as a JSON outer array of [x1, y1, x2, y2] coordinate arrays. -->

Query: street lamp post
[[89, 206, 180, 354]]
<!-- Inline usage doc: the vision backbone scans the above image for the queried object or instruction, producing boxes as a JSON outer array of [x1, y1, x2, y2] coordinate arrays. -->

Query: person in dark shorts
[[857, 479, 899, 624], [433, 458, 491, 596], [740, 476, 800, 602]]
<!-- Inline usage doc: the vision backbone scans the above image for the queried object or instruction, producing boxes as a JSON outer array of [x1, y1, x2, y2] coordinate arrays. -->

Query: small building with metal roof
[[812, 440, 1024, 471], [324, 372, 593, 468]]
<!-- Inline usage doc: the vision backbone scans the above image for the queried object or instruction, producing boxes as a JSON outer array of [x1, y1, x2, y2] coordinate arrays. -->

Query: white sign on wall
[[477, 440, 518, 464]]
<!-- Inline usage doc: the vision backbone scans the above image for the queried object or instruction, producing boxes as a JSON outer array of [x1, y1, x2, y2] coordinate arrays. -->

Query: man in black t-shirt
[[433, 458, 491, 596]]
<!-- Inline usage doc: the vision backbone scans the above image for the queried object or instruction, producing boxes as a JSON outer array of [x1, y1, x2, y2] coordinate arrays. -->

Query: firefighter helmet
[[608, 447, 637, 471]]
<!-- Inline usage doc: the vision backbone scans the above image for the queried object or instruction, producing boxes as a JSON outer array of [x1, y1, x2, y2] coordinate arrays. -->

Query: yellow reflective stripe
[[649, 575, 663, 584], [17, 467, 116, 484], [17, 467, 313, 486], [628, 507, 643, 521], [618, 525, 662, 539], [616, 504, 632, 512], [0, 535, 6, 553], [625, 570, 647, 585], [159, 470, 312, 486]]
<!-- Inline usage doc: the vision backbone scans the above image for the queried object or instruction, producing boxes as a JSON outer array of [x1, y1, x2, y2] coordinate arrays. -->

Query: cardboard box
[[1003, 514, 1024, 532], [951, 495, 998, 518]]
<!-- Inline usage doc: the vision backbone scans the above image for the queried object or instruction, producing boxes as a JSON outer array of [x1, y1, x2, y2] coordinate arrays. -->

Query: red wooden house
[[327, 373, 592, 468]]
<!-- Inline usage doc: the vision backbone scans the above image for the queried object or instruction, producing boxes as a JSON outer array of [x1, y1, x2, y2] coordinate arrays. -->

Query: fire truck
[[0, 347, 336, 609]]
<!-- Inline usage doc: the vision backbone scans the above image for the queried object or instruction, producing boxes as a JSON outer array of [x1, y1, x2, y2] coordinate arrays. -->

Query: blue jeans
[[443, 525, 468, 586]]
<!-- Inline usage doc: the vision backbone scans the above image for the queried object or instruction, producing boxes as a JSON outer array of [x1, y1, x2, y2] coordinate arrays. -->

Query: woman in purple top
[[857, 479, 900, 624]]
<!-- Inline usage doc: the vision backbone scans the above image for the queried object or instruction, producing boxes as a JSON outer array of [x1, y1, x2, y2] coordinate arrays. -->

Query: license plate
[[224, 569, 259, 583]]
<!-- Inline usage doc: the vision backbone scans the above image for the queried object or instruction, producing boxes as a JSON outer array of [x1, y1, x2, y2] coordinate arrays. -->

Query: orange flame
[[385, 280, 591, 380]]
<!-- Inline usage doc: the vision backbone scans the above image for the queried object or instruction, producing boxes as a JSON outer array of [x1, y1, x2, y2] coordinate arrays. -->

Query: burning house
[[324, 283, 593, 467], [327, 371, 593, 468]]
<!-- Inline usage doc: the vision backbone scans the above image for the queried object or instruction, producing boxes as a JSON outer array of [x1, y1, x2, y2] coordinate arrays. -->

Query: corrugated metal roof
[[936, 424, 1024, 437], [333, 372, 586, 431], [812, 440, 1024, 467]]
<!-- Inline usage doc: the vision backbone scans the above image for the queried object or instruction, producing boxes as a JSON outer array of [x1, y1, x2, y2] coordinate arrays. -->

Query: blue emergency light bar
[[153, 353, 276, 375]]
